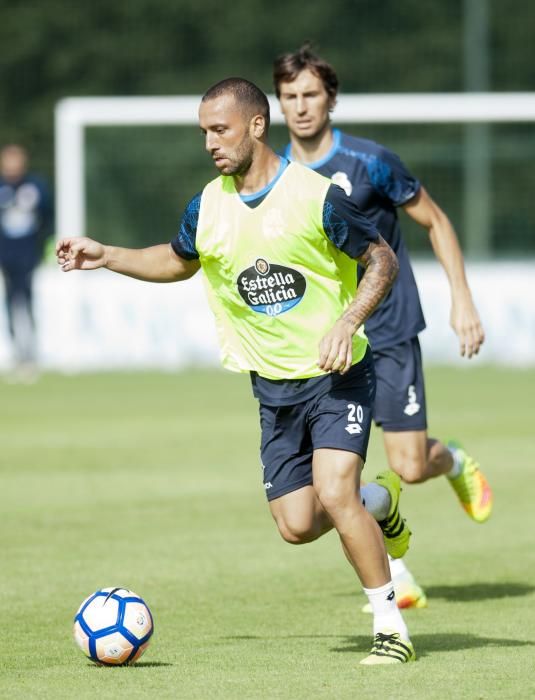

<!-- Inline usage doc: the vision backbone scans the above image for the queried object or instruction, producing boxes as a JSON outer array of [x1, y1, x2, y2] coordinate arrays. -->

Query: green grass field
[[1, 366, 534, 699]]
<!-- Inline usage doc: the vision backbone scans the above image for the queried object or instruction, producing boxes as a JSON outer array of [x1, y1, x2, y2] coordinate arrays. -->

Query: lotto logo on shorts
[[237, 258, 306, 317]]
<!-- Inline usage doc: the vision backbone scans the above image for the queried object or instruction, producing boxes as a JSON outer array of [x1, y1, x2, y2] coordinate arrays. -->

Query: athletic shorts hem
[[380, 420, 427, 432], [265, 476, 313, 502], [313, 442, 366, 461]]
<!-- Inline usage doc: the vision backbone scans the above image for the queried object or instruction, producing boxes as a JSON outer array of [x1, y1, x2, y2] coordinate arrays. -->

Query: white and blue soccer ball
[[73, 587, 154, 665]]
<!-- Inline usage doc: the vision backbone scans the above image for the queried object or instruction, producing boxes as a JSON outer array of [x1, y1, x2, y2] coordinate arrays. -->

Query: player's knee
[[315, 481, 353, 516], [274, 517, 317, 545], [277, 525, 316, 545], [396, 457, 427, 484]]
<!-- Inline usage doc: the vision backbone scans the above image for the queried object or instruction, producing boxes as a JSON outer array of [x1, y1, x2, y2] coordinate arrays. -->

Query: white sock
[[447, 445, 463, 478], [388, 555, 411, 581], [362, 581, 409, 641], [361, 483, 390, 521]]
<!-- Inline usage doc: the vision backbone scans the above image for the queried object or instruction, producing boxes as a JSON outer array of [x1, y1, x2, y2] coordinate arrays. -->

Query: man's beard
[[218, 137, 254, 176]]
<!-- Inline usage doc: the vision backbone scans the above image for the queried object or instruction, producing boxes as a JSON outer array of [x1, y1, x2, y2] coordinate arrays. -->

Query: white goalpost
[[55, 92, 535, 240]]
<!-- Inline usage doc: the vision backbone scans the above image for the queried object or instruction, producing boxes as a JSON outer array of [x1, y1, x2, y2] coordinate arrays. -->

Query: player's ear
[[328, 95, 337, 113], [251, 114, 267, 140]]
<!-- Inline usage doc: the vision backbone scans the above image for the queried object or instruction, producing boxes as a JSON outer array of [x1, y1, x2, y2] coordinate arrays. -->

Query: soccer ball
[[73, 587, 154, 665]]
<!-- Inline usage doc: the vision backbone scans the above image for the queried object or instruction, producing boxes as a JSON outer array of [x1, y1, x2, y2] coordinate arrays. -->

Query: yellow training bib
[[196, 162, 368, 380]]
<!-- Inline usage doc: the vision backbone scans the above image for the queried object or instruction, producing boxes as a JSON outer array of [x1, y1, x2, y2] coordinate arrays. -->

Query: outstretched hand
[[451, 298, 485, 358], [56, 237, 107, 272], [318, 319, 355, 374]]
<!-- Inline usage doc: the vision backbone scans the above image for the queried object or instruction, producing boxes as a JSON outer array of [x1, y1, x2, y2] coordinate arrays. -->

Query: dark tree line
[[1, 0, 533, 253]]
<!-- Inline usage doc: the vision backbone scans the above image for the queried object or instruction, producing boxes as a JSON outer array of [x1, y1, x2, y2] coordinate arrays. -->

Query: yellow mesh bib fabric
[[196, 162, 368, 380]]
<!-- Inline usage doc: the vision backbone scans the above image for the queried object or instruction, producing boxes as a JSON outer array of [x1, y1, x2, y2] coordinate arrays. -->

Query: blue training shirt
[[0, 174, 53, 270], [284, 129, 426, 350]]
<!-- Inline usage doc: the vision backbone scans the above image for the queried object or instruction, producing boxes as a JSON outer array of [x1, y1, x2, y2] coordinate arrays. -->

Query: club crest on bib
[[237, 258, 306, 317]]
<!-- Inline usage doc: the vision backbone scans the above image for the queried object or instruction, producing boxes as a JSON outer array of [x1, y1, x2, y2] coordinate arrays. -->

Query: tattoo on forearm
[[342, 238, 399, 330]]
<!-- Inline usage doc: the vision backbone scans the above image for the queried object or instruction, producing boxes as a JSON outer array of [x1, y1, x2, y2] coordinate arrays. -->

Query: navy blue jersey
[[0, 174, 53, 270], [284, 129, 426, 349]]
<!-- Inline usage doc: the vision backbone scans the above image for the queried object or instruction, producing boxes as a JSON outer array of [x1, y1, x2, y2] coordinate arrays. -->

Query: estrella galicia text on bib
[[237, 258, 306, 317]]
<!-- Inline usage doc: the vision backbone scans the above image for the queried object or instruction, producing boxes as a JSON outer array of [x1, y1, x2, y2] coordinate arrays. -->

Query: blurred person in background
[[273, 43, 492, 611], [0, 144, 53, 381]]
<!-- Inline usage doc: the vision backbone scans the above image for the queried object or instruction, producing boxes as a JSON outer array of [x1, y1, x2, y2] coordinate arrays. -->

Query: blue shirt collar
[[284, 128, 341, 170], [239, 156, 289, 202]]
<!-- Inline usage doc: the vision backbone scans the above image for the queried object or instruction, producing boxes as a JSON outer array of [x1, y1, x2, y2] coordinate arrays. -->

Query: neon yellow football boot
[[447, 441, 493, 523], [360, 631, 416, 665], [374, 470, 411, 559]]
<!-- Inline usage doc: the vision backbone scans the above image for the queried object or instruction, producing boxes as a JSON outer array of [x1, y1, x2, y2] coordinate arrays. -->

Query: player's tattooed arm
[[342, 236, 399, 332], [318, 236, 397, 374]]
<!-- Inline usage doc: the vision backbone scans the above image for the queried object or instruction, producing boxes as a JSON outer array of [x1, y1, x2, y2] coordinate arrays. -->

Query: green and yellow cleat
[[447, 441, 493, 523], [360, 631, 416, 665], [361, 575, 427, 613], [375, 470, 411, 559]]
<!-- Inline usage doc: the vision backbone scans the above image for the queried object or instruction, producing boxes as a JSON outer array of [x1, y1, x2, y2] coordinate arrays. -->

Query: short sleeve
[[366, 147, 420, 207], [322, 184, 379, 258], [170, 192, 202, 260]]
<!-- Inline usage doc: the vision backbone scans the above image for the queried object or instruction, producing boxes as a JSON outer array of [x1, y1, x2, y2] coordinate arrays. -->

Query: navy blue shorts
[[258, 352, 376, 501], [372, 336, 427, 432]]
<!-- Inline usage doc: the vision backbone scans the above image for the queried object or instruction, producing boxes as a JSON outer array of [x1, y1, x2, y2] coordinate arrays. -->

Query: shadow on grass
[[225, 633, 534, 659], [331, 633, 535, 658], [129, 662, 174, 668], [89, 662, 174, 668], [423, 582, 535, 602]]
